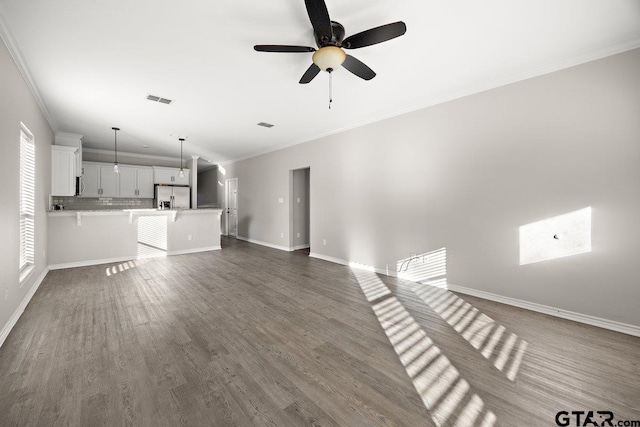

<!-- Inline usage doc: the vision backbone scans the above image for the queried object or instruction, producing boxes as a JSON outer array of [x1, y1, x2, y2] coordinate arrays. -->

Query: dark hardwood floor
[[0, 237, 638, 426]]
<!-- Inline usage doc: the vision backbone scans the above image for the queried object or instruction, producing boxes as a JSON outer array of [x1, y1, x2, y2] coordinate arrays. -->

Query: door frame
[[225, 178, 238, 236], [288, 167, 311, 251]]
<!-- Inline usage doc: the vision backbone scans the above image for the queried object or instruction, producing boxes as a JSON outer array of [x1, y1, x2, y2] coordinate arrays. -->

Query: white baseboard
[[308, 252, 640, 337], [292, 244, 310, 251], [237, 236, 293, 252], [309, 252, 395, 277], [0, 267, 49, 348], [447, 283, 640, 338], [309, 252, 349, 266], [49, 256, 136, 270], [168, 246, 221, 256]]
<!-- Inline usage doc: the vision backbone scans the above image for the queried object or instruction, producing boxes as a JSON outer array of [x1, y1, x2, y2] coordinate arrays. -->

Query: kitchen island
[[48, 208, 222, 269]]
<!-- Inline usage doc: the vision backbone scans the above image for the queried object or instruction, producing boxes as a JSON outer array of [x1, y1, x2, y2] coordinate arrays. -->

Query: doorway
[[289, 168, 310, 251], [225, 178, 238, 237]]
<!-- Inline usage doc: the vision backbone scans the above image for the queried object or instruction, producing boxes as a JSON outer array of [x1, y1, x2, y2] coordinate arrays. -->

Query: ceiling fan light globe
[[312, 46, 346, 72]]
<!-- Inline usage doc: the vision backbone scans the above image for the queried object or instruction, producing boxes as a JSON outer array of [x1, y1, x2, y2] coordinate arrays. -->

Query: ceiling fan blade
[[342, 21, 407, 49], [299, 63, 321, 84], [342, 55, 376, 80], [304, 0, 332, 42], [254, 45, 316, 53]]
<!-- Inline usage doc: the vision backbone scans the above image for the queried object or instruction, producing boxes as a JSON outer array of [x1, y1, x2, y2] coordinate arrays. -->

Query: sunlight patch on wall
[[519, 207, 592, 265], [351, 268, 496, 427], [397, 248, 447, 288]]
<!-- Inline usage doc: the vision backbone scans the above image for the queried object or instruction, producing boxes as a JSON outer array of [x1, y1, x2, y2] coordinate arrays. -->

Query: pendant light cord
[[114, 129, 118, 164]]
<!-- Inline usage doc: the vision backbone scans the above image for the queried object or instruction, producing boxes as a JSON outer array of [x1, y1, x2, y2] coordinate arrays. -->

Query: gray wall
[[217, 49, 640, 327], [0, 37, 53, 341], [197, 166, 219, 207]]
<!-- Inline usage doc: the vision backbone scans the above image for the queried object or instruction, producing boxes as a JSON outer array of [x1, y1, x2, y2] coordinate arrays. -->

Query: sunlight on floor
[[352, 267, 496, 427], [411, 283, 528, 381], [105, 258, 152, 277], [137, 215, 168, 259]]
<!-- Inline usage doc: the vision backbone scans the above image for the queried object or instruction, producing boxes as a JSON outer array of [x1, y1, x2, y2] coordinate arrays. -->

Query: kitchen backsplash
[[51, 196, 154, 210]]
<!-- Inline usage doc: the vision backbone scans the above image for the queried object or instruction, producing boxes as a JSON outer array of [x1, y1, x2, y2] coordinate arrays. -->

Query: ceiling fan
[[254, 0, 407, 85]]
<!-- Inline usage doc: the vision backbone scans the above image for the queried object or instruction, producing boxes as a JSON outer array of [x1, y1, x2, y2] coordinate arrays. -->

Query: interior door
[[226, 178, 238, 237]]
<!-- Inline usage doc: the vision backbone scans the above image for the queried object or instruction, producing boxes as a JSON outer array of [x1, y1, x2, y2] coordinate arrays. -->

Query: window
[[20, 123, 35, 271]]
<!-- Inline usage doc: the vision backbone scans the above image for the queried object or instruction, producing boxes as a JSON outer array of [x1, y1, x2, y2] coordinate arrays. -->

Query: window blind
[[20, 125, 35, 271]]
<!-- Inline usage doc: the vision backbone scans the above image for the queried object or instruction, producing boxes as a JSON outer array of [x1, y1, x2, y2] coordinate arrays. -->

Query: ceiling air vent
[[257, 122, 274, 128], [146, 94, 173, 104]]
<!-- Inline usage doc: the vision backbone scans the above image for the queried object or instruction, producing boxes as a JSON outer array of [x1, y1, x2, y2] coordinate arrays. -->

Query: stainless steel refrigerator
[[155, 185, 190, 209]]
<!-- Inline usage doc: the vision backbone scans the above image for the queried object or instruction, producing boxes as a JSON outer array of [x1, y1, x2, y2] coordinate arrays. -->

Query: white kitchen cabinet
[[118, 167, 138, 198], [100, 166, 119, 197], [81, 163, 100, 197], [54, 133, 83, 177], [136, 168, 154, 198], [51, 145, 78, 196], [119, 166, 154, 198], [153, 166, 190, 185], [80, 162, 119, 197]]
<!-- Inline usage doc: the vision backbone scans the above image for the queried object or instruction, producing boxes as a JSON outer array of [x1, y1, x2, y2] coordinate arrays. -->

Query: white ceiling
[[1, 0, 639, 164]]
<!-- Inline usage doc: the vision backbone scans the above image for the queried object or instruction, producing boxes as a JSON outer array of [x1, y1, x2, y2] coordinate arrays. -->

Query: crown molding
[[221, 38, 640, 167], [56, 132, 84, 139], [0, 3, 58, 133]]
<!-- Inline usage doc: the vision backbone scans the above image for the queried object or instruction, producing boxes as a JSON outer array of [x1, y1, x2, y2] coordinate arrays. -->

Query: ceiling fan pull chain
[[329, 70, 333, 110]]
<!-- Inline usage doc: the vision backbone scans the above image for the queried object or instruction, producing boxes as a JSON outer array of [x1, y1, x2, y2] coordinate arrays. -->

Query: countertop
[[48, 207, 222, 216]]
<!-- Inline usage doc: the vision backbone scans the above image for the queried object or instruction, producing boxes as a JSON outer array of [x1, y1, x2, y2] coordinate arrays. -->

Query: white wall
[[0, 37, 53, 343], [218, 49, 640, 328]]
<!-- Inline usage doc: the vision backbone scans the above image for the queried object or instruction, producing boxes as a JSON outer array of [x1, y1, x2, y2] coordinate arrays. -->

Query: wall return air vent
[[146, 94, 173, 104], [257, 122, 274, 128]]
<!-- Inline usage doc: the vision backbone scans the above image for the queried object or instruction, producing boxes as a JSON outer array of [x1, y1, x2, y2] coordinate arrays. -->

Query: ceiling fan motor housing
[[314, 21, 345, 47]]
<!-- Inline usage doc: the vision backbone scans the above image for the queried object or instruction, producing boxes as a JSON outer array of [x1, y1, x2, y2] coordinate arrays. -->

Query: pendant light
[[178, 138, 185, 178], [112, 127, 120, 173]]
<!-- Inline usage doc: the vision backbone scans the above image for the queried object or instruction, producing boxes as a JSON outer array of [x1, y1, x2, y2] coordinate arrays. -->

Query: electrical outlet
[[323, 239, 327, 245], [278, 198, 284, 204], [187, 234, 193, 241], [4, 288, 8, 301], [297, 232, 300, 238], [280, 232, 284, 238], [43, 250, 46, 258], [297, 197, 300, 203]]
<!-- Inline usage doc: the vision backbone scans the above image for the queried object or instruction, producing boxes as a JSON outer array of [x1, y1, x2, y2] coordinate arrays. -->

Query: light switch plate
[[278, 198, 284, 204]]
